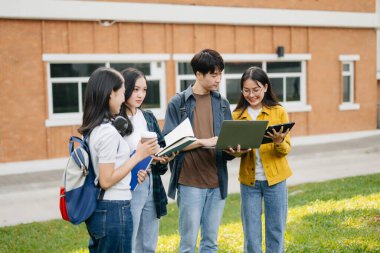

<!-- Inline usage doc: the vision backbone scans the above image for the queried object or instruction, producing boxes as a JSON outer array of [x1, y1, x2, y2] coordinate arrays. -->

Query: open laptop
[[215, 120, 269, 150]]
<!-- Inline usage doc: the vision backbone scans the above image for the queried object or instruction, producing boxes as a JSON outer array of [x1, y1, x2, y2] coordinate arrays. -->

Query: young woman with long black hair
[[229, 66, 293, 253], [119, 68, 175, 253], [78, 67, 157, 253]]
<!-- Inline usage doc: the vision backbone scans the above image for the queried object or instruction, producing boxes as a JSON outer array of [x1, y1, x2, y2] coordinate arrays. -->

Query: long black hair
[[119, 68, 147, 136], [234, 66, 280, 117], [78, 67, 124, 136]]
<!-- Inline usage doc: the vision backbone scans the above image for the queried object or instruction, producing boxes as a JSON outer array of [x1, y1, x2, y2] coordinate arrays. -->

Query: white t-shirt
[[89, 122, 132, 200], [124, 109, 149, 151], [247, 107, 267, 181]]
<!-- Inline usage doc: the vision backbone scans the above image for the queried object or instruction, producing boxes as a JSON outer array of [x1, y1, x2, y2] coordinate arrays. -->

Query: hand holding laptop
[[224, 144, 252, 157]]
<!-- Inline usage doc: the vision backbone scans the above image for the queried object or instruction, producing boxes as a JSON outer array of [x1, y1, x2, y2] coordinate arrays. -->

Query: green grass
[[1, 174, 380, 253]]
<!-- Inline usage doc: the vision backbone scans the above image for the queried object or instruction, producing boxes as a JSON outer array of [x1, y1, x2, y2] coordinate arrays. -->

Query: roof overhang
[[0, 0, 378, 28]]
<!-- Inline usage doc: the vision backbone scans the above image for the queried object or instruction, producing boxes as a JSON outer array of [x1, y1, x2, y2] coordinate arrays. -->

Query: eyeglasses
[[241, 87, 263, 96]]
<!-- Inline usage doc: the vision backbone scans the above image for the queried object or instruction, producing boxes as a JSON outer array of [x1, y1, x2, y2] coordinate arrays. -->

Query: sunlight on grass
[[288, 193, 380, 224], [157, 234, 180, 253], [286, 192, 380, 252], [72, 250, 87, 253], [157, 193, 380, 252], [156, 222, 244, 253]]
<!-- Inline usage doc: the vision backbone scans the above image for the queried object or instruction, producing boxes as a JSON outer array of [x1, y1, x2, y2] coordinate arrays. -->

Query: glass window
[[110, 63, 151, 75], [225, 62, 262, 74], [48, 59, 166, 121], [341, 62, 354, 103], [144, 80, 160, 108], [81, 82, 87, 107], [178, 62, 193, 75], [342, 64, 350, 72], [177, 62, 195, 92], [342, 76, 351, 102], [226, 79, 241, 104], [270, 78, 284, 101], [286, 77, 300, 101], [267, 62, 301, 73], [180, 80, 194, 91], [176, 58, 307, 107], [52, 83, 79, 113], [50, 63, 104, 77]]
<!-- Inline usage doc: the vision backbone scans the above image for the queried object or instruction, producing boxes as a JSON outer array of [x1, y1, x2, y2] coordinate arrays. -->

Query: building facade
[[0, 0, 378, 162]]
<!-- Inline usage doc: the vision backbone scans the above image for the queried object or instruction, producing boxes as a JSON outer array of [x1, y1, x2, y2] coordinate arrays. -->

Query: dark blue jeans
[[86, 200, 133, 253]]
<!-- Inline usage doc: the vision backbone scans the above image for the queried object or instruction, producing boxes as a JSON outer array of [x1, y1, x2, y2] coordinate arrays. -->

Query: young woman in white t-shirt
[[119, 68, 175, 253], [78, 67, 158, 253]]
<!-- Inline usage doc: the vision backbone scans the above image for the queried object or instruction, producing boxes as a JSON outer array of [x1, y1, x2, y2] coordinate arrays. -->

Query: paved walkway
[[0, 130, 379, 227]]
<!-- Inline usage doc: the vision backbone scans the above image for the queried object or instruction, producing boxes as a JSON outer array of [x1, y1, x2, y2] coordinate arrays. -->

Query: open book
[[156, 118, 196, 157], [129, 150, 153, 191]]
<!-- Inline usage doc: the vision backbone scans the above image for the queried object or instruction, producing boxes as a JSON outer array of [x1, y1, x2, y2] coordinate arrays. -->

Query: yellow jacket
[[232, 105, 292, 186]]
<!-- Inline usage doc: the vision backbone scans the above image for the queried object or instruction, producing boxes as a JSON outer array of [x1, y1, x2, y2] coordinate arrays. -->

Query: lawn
[[1, 174, 379, 253]]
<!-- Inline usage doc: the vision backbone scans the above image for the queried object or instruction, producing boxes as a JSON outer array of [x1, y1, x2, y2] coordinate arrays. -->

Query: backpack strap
[[98, 189, 105, 200], [177, 91, 187, 121], [68, 136, 84, 154]]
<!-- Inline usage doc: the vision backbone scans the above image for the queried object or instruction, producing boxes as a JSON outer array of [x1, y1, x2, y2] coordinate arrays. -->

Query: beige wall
[[0, 19, 377, 162]]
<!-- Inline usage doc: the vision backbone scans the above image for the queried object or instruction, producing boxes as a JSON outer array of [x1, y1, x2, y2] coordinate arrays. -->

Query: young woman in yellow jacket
[[230, 66, 292, 253]]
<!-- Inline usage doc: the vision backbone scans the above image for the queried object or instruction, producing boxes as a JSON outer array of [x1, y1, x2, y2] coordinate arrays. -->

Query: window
[[224, 62, 262, 104], [50, 63, 103, 115], [177, 62, 195, 91], [342, 62, 353, 103], [110, 63, 162, 109], [267, 62, 302, 103], [44, 54, 169, 126], [338, 55, 360, 111], [174, 54, 311, 112]]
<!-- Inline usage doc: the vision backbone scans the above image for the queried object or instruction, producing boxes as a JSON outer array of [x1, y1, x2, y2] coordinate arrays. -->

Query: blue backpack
[[59, 135, 102, 225]]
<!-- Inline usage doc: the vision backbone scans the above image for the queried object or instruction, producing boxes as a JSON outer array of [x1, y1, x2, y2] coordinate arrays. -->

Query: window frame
[[338, 55, 360, 111], [43, 54, 169, 127], [173, 53, 312, 113]]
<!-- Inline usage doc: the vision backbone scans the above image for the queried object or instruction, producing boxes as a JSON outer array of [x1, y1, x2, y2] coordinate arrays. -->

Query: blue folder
[[129, 150, 153, 191]]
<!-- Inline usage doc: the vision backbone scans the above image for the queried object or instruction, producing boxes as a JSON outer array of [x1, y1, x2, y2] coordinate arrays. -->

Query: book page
[[164, 118, 194, 147], [157, 136, 196, 156]]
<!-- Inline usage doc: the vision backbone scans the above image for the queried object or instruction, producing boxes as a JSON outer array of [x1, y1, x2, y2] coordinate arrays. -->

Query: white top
[[124, 109, 149, 151], [89, 122, 132, 200], [247, 107, 267, 181]]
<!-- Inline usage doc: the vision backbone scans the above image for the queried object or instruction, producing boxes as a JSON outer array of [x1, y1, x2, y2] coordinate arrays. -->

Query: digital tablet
[[262, 122, 295, 144], [215, 120, 269, 150]]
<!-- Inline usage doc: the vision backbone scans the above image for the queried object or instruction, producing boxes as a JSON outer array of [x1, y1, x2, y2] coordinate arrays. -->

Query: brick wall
[[0, 18, 377, 162]]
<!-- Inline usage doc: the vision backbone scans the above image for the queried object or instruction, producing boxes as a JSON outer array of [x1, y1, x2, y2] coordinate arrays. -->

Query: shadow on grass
[[0, 220, 89, 253]]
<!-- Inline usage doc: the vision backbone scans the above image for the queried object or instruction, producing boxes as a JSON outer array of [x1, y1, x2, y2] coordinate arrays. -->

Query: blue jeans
[[131, 174, 159, 253], [86, 199, 133, 253], [240, 181, 288, 253], [177, 185, 226, 253]]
